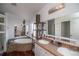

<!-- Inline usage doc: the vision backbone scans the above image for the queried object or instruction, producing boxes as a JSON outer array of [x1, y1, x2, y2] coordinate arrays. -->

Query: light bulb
[[56, 6, 59, 9], [59, 4, 64, 8]]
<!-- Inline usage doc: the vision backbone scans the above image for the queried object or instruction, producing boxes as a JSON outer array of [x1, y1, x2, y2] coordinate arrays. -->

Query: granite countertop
[[35, 39, 63, 56]]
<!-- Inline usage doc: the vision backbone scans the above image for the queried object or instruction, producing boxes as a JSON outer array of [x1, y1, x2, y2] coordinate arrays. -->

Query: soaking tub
[[7, 38, 33, 52], [14, 39, 32, 44]]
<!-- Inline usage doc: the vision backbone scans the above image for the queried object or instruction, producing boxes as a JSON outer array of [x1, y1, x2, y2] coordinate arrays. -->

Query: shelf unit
[[0, 14, 5, 53], [33, 14, 47, 39], [32, 14, 47, 51], [34, 22, 46, 39]]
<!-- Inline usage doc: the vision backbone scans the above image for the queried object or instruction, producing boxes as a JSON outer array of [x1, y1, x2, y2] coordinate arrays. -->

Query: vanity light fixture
[[48, 3, 65, 14]]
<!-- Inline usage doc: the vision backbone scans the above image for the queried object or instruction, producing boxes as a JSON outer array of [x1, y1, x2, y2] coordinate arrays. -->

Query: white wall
[[38, 3, 79, 22], [70, 18, 79, 40], [5, 12, 35, 41], [6, 12, 18, 41]]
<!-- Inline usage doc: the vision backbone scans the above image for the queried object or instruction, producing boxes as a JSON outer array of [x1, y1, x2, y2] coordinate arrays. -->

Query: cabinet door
[[35, 44, 39, 56], [35, 44, 44, 56], [35, 44, 54, 56]]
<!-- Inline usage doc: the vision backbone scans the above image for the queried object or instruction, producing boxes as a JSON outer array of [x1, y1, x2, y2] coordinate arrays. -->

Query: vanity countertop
[[35, 39, 79, 56], [35, 39, 63, 56]]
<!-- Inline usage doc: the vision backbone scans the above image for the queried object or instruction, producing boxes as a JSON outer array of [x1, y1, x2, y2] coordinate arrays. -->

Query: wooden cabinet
[[35, 44, 54, 56]]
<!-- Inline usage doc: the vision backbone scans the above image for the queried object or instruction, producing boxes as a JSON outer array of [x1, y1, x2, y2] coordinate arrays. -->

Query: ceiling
[[0, 3, 47, 23], [0, 3, 47, 15]]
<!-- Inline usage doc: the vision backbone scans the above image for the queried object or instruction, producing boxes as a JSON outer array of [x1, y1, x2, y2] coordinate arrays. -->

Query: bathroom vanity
[[35, 39, 62, 56], [34, 38, 79, 56]]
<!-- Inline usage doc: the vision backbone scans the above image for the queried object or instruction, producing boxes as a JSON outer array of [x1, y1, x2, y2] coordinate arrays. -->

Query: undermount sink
[[57, 47, 79, 56], [38, 40, 50, 44]]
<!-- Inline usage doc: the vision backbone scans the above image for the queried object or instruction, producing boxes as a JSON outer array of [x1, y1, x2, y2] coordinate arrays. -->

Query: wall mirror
[[44, 12, 79, 42]]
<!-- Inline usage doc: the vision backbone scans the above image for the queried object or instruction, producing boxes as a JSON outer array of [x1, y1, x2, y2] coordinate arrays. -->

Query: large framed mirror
[[48, 19, 55, 35], [44, 12, 79, 43]]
